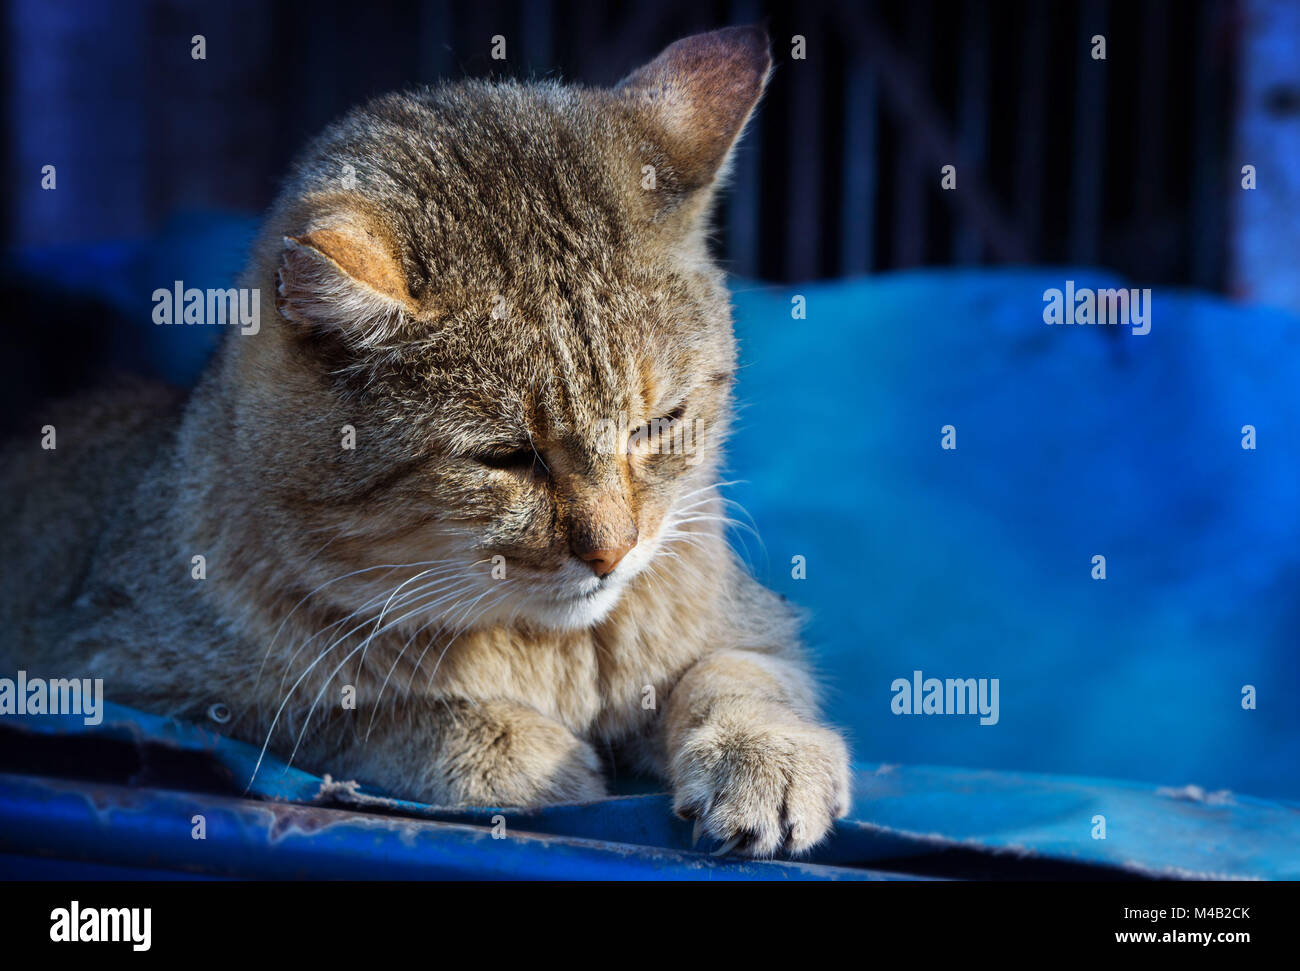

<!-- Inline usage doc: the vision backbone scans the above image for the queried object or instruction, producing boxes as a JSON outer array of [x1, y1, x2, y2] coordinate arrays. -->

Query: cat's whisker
[[369, 588, 496, 738], [651, 536, 702, 558], [663, 486, 735, 518], [365, 577, 492, 728], [362, 615, 445, 739], [357, 566, 438, 653], [405, 582, 506, 696], [280, 580, 491, 771], [416, 582, 516, 696], [318, 574, 475, 677], [657, 539, 716, 564], [284, 640, 379, 770], [258, 564, 403, 685], [665, 517, 741, 536], [256, 557, 464, 685], [275, 575, 458, 690], [352, 559, 488, 682], [668, 512, 764, 545], [275, 585, 412, 690], [674, 478, 744, 504], [250, 574, 485, 785]]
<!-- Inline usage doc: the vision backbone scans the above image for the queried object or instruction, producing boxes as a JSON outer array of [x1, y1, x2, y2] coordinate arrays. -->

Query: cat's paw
[[670, 712, 850, 857], [436, 702, 608, 808]]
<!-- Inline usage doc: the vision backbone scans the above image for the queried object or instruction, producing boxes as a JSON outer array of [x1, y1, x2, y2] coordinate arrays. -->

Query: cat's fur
[[0, 26, 849, 856]]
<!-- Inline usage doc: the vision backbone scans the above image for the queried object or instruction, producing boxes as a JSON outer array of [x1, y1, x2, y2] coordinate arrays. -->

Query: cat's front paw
[[352, 699, 608, 808], [670, 711, 850, 857], [438, 704, 608, 808]]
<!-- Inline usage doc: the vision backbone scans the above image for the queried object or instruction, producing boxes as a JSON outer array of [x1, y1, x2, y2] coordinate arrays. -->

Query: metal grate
[[3, 0, 1239, 289]]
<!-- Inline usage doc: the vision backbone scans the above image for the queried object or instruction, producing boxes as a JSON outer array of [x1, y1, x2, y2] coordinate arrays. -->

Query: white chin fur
[[464, 531, 664, 633], [516, 583, 627, 631]]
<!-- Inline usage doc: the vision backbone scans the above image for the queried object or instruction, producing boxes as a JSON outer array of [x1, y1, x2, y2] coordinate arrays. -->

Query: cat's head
[[231, 26, 769, 632]]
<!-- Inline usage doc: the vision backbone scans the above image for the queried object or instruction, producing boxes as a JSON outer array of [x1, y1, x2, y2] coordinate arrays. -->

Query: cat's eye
[[627, 403, 687, 455], [473, 445, 547, 478]]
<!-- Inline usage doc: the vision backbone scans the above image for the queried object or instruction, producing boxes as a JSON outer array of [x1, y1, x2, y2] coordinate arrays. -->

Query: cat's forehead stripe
[[532, 310, 636, 437]]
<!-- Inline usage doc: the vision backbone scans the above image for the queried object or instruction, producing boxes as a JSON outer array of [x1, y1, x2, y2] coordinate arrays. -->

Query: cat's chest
[[431, 624, 693, 739]]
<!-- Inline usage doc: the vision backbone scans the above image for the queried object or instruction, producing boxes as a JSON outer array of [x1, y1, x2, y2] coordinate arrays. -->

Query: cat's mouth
[[472, 533, 663, 631], [561, 579, 608, 601]]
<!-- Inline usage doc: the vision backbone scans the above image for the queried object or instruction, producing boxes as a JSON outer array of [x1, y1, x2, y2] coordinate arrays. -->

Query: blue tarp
[[727, 270, 1300, 803], [1, 703, 1296, 879]]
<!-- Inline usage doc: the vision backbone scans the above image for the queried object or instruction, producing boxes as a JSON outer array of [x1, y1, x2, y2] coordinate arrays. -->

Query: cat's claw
[[710, 834, 746, 857], [671, 713, 850, 858]]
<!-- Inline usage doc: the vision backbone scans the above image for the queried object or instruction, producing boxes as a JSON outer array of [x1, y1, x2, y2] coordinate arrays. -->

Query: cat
[[0, 25, 850, 857]]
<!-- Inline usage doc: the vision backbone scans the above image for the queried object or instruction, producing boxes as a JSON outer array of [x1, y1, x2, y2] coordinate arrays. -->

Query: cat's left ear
[[616, 25, 771, 195], [275, 216, 415, 346]]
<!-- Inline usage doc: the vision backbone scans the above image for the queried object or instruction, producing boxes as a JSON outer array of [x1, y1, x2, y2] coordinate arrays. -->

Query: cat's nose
[[567, 485, 638, 577], [576, 542, 634, 578]]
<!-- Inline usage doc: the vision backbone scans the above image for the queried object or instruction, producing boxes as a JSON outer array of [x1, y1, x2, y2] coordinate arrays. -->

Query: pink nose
[[577, 544, 633, 578]]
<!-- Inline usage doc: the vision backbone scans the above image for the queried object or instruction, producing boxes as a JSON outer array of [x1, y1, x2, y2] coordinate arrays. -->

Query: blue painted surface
[[0, 706, 897, 880], [2, 704, 1297, 879], [725, 272, 1300, 802], [0, 773, 893, 881]]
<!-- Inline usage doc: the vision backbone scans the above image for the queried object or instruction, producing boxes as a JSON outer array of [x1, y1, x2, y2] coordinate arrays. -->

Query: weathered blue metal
[[1, 704, 1295, 879], [0, 773, 894, 880]]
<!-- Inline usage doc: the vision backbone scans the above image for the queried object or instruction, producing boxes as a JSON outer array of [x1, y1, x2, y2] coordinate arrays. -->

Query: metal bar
[[841, 57, 878, 276], [1190, 0, 1225, 289], [786, 32, 824, 280], [1069, 0, 1109, 265], [1015, 0, 1050, 257], [954, 0, 991, 264], [893, 1, 931, 267], [838, 3, 1029, 263], [1133, 0, 1168, 226]]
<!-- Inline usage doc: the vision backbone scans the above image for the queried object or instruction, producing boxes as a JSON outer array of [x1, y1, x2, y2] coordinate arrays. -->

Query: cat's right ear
[[275, 220, 414, 346], [616, 25, 771, 195]]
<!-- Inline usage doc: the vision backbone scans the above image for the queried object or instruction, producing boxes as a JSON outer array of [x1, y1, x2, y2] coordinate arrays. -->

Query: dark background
[[3, 0, 1239, 286]]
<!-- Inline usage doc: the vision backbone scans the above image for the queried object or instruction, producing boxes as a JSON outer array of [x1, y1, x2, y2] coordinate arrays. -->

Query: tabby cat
[[0, 25, 849, 857]]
